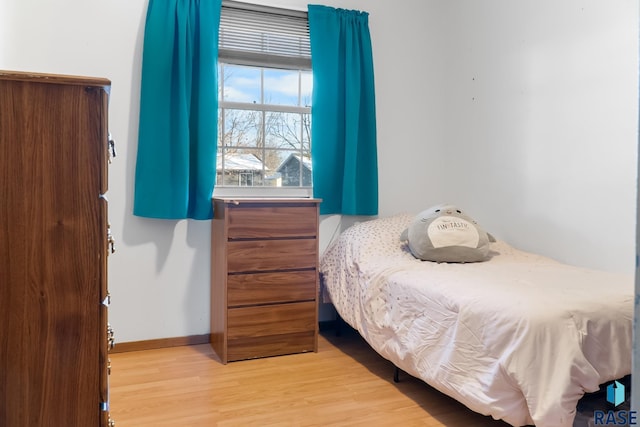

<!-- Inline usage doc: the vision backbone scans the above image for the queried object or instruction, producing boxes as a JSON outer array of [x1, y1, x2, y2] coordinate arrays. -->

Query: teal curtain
[[307, 5, 378, 216], [134, 0, 221, 220]]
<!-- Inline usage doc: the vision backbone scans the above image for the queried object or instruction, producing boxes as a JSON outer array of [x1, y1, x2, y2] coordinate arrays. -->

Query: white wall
[[440, 0, 638, 274], [1, 1, 637, 345]]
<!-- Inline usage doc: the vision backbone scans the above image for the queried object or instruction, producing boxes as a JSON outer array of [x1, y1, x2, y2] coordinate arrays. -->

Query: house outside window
[[216, 1, 312, 196], [277, 153, 312, 186], [239, 172, 254, 186]]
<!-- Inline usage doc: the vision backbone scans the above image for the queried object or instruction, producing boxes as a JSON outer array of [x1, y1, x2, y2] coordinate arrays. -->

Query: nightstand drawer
[[227, 270, 317, 307], [227, 331, 316, 362], [227, 301, 316, 337], [227, 239, 317, 273], [227, 204, 317, 239], [227, 302, 317, 360]]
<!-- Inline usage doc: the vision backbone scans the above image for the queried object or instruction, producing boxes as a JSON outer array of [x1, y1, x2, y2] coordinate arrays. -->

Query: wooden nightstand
[[210, 197, 321, 363]]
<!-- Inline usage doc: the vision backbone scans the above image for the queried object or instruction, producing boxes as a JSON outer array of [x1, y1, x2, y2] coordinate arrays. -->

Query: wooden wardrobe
[[0, 71, 115, 427]]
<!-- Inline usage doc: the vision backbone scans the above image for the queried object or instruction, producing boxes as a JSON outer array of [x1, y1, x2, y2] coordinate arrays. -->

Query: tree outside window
[[217, 63, 312, 188]]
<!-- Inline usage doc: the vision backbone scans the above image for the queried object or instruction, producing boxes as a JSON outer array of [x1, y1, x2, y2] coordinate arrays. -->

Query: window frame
[[214, 1, 313, 198]]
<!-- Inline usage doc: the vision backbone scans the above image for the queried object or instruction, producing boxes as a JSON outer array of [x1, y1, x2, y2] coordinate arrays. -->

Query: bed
[[319, 213, 633, 427]]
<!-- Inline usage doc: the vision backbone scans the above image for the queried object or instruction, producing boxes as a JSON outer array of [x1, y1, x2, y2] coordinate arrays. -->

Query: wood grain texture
[[0, 72, 110, 426], [227, 270, 317, 307], [211, 198, 320, 364], [109, 334, 211, 354], [109, 329, 510, 427], [211, 204, 229, 363], [0, 69, 111, 87], [227, 331, 316, 361], [227, 204, 317, 239], [226, 239, 317, 272], [228, 301, 317, 339]]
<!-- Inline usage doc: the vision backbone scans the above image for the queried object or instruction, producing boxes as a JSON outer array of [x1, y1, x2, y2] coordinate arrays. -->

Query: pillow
[[400, 204, 494, 263]]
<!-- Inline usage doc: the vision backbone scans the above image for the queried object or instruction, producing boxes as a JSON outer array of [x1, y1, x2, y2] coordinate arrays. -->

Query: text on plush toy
[[435, 221, 470, 231], [428, 217, 480, 249]]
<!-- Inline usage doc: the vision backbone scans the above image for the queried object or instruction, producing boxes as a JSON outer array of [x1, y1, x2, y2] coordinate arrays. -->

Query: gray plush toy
[[400, 204, 495, 263]]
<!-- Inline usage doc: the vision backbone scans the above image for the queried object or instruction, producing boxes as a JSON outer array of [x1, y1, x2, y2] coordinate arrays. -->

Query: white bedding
[[320, 214, 633, 427]]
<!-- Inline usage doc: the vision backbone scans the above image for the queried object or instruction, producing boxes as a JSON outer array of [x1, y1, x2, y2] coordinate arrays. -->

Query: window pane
[[300, 70, 312, 107], [220, 64, 261, 103], [220, 108, 262, 148], [263, 68, 300, 106], [217, 62, 311, 189], [265, 112, 310, 153], [270, 149, 312, 187], [302, 113, 311, 153], [239, 172, 253, 186], [217, 148, 267, 187]]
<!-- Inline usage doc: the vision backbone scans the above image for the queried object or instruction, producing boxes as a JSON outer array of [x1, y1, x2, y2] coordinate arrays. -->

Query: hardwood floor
[[109, 328, 510, 427]]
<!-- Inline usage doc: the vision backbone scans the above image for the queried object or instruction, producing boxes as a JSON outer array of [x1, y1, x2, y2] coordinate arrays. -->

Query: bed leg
[[394, 366, 400, 383], [335, 314, 345, 337]]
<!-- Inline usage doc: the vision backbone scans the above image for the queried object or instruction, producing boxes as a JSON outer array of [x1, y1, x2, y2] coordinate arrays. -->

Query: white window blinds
[[219, 1, 311, 70]]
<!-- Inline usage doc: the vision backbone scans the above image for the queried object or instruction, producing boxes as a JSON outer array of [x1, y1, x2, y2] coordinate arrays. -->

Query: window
[[239, 172, 253, 186], [216, 1, 312, 195]]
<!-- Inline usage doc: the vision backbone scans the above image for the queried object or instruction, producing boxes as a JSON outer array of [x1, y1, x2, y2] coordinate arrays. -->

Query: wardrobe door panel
[[0, 71, 111, 427]]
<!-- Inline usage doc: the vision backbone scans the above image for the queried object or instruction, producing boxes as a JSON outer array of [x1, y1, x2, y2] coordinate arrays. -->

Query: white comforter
[[320, 214, 633, 427]]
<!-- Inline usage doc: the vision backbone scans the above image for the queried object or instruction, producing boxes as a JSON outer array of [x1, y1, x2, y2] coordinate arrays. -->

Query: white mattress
[[319, 214, 633, 427]]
